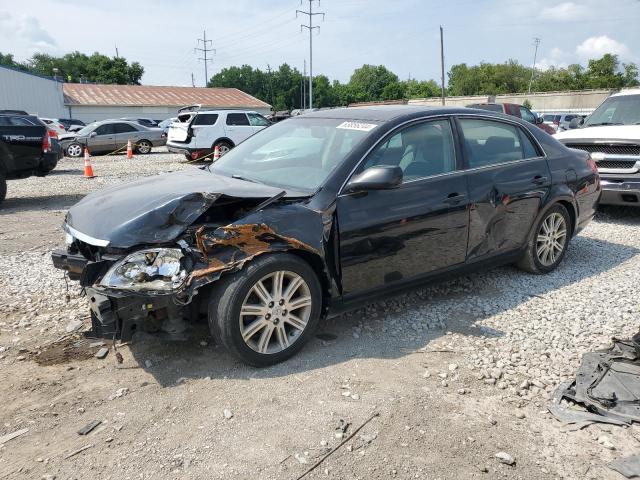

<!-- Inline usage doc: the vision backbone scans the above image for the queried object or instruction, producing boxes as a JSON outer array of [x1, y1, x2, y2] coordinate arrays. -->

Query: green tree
[[403, 79, 440, 98], [381, 81, 406, 100], [348, 64, 399, 101]]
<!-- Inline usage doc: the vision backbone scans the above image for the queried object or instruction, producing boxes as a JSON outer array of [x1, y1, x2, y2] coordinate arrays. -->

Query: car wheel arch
[[213, 137, 235, 148], [531, 195, 577, 241]]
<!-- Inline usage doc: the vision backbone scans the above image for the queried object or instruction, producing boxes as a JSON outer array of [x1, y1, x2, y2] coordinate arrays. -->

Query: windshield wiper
[[231, 174, 258, 183], [587, 122, 623, 126]]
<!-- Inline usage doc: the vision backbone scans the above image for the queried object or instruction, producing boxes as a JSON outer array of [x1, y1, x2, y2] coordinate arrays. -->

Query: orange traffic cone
[[126, 139, 133, 159], [212, 144, 221, 162], [83, 148, 95, 178]]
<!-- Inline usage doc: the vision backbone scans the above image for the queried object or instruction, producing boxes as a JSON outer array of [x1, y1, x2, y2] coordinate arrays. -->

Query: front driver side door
[[336, 118, 470, 297], [89, 123, 116, 153]]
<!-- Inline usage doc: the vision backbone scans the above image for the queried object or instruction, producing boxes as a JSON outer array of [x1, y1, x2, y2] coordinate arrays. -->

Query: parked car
[[0, 113, 60, 204], [543, 113, 584, 133], [57, 118, 86, 132], [158, 117, 177, 134], [555, 88, 640, 206], [59, 120, 167, 157], [121, 117, 160, 128], [52, 106, 600, 366], [40, 118, 66, 136], [167, 110, 270, 160], [467, 103, 556, 134]]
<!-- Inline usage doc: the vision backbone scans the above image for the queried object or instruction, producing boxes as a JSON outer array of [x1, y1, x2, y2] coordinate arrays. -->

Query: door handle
[[444, 192, 467, 205], [532, 175, 548, 185]]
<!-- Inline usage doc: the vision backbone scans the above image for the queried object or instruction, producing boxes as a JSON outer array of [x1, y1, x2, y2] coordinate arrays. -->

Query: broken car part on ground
[[52, 106, 600, 366]]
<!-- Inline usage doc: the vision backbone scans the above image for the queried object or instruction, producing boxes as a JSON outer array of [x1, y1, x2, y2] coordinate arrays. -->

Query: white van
[[166, 109, 271, 160], [554, 89, 640, 207]]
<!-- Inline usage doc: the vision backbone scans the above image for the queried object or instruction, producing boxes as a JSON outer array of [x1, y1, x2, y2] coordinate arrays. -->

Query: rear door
[[112, 123, 140, 150], [189, 113, 219, 148], [456, 116, 551, 260], [167, 113, 194, 143], [224, 113, 254, 144], [337, 117, 470, 297], [89, 123, 116, 153]]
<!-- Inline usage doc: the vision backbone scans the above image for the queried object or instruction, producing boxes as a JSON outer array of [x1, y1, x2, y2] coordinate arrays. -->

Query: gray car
[[59, 120, 167, 158]]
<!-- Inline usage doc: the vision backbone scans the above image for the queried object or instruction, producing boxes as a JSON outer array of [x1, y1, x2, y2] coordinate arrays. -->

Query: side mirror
[[569, 118, 583, 129], [345, 166, 403, 193], [90, 131, 97, 137], [535, 115, 544, 125]]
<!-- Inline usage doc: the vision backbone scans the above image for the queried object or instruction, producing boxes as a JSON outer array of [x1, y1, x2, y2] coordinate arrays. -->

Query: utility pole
[[528, 37, 541, 93], [297, 1, 325, 109], [266, 64, 274, 109], [303, 59, 307, 110], [440, 25, 446, 106], [191, 72, 195, 87], [115, 46, 119, 58], [195, 30, 215, 87]]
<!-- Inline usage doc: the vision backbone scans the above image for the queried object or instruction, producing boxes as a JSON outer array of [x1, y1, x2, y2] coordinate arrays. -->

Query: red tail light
[[59, 124, 65, 131], [553, 120, 560, 125], [42, 132, 51, 152], [47, 129, 58, 139]]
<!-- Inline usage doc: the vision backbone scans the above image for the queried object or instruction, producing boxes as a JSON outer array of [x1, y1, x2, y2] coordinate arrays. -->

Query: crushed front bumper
[[599, 178, 640, 206], [52, 249, 187, 340]]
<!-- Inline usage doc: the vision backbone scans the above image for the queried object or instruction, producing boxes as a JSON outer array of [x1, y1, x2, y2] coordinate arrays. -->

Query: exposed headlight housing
[[100, 248, 187, 292]]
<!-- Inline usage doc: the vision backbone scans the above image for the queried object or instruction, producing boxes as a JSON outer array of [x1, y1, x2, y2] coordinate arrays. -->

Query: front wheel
[[66, 143, 83, 158], [208, 253, 322, 367], [516, 204, 571, 274], [135, 140, 152, 154]]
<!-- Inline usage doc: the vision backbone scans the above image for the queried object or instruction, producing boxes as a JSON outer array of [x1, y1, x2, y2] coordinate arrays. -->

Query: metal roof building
[[62, 84, 272, 122]]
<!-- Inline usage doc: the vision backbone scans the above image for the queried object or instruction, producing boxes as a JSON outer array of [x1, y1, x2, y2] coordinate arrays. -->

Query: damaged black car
[[52, 106, 601, 366]]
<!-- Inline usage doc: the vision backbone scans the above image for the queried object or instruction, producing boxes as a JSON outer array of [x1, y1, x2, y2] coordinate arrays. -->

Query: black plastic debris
[[77, 420, 101, 435], [550, 336, 640, 425], [609, 455, 640, 478]]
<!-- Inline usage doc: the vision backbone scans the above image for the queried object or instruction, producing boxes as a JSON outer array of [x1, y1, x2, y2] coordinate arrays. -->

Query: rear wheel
[[135, 139, 152, 154], [213, 140, 233, 157], [208, 253, 322, 367], [66, 143, 83, 158], [0, 175, 6, 205], [517, 204, 571, 274]]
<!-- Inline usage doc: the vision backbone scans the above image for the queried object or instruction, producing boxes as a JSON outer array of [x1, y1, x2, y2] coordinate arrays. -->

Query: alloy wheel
[[217, 144, 230, 155], [137, 141, 152, 154], [67, 144, 82, 157], [536, 212, 567, 266], [239, 270, 312, 354]]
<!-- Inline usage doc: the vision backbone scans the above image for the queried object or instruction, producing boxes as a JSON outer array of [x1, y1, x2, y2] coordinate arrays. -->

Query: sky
[[1, 0, 639, 87]]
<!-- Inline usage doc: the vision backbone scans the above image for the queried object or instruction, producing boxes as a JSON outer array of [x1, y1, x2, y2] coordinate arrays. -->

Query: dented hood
[[65, 168, 288, 248]]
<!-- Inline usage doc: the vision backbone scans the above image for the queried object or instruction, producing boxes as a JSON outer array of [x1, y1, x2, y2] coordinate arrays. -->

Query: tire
[[516, 204, 571, 274], [66, 142, 83, 158], [135, 139, 152, 154], [213, 140, 233, 157], [208, 253, 322, 367], [0, 175, 6, 205], [184, 153, 193, 161]]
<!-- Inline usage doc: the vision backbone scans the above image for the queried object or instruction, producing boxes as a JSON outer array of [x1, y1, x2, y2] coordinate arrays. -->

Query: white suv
[[166, 109, 271, 160]]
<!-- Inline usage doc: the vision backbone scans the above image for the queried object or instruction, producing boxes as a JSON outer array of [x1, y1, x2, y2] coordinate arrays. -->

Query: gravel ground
[[0, 148, 639, 479]]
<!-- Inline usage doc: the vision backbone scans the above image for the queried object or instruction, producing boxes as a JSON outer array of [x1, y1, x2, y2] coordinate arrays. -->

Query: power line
[[195, 30, 215, 87], [297, 0, 325, 109], [528, 37, 541, 93]]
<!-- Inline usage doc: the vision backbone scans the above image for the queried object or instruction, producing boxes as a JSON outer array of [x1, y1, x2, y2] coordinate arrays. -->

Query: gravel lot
[[0, 148, 639, 479]]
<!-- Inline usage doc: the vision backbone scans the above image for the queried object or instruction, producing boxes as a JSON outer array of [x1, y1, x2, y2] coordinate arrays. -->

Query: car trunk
[[167, 113, 195, 143]]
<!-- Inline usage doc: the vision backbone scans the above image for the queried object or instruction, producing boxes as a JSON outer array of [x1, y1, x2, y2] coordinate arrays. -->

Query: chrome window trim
[[63, 224, 110, 247], [338, 112, 548, 196]]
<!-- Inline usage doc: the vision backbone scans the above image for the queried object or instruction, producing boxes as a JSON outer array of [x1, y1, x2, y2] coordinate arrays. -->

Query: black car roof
[[302, 105, 493, 122]]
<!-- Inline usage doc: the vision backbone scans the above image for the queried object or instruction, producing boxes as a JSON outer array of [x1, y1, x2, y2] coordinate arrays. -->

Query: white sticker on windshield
[[336, 121, 377, 132]]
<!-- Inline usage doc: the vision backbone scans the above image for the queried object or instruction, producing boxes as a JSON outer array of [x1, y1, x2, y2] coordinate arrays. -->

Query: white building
[[0, 65, 66, 117]]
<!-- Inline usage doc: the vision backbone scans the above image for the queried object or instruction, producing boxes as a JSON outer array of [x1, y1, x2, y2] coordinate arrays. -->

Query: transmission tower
[[195, 30, 215, 87], [297, 1, 325, 109]]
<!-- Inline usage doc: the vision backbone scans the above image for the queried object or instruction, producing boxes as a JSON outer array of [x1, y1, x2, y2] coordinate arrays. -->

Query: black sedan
[[52, 106, 600, 366]]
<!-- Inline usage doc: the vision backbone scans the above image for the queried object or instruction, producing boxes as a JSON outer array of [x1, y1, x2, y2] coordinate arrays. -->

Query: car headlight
[[100, 248, 187, 292]]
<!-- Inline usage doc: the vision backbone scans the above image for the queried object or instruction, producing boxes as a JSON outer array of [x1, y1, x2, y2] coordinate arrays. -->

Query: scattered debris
[[551, 337, 640, 424], [63, 444, 93, 459], [115, 351, 124, 364], [294, 412, 379, 480], [94, 347, 109, 359], [495, 452, 516, 466], [0, 428, 28, 445], [108, 388, 129, 400], [77, 420, 101, 436], [89, 341, 104, 348], [294, 452, 308, 464], [598, 435, 616, 450], [609, 455, 640, 478], [223, 409, 233, 419], [65, 319, 83, 333]]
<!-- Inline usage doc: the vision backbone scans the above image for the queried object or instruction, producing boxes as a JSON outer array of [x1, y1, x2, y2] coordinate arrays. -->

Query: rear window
[[0, 116, 38, 126], [177, 114, 194, 123], [469, 104, 503, 112], [193, 114, 219, 126]]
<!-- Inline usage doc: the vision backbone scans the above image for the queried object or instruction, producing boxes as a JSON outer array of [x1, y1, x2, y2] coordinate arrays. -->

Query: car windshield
[[209, 117, 379, 192], [584, 94, 640, 126], [75, 123, 98, 135]]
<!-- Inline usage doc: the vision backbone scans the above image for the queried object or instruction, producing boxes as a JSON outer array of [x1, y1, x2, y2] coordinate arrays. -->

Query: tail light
[[47, 129, 58, 139], [42, 132, 51, 152], [59, 124, 65, 131]]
